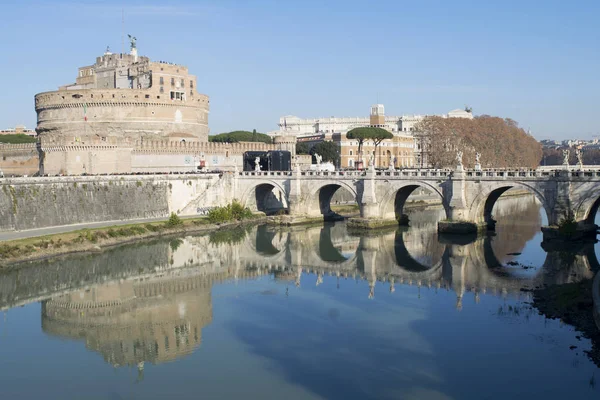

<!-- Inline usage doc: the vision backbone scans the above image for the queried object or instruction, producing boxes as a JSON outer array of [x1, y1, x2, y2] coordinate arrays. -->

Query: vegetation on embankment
[[330, 204, 360, 216], [0, 208, 263, 267], [533, 279, 600, 367]]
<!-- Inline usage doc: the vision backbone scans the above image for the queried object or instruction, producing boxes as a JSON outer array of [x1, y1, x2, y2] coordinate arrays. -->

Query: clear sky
[[0, 0, 598, 139]]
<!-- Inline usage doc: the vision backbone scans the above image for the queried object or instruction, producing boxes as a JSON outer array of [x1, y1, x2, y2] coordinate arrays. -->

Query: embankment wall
[[0, 173, 231, 232]]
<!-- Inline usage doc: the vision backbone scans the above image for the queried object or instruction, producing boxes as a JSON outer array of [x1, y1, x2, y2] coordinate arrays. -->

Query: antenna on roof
[[121, 8, 124, 55]]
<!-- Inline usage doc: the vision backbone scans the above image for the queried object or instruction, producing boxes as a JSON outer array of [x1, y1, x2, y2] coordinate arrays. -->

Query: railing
[[464, 169, 600, 179], [237, 171, 293, 177]]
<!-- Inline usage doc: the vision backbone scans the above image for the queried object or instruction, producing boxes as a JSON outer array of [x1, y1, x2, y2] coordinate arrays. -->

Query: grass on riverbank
[[0, 211, 263, 266], [330, 204, 360, 215]]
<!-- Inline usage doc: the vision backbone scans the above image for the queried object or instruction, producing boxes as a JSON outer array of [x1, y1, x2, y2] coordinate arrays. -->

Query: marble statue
[[563, 150, 570, 166], [128, 34, 137, 50], [456, 150, 463, 168], [474, 152, 482, 171], [576, 148, 583, 168], [254, 156, 261, 172], [314, 153, 322, 165]]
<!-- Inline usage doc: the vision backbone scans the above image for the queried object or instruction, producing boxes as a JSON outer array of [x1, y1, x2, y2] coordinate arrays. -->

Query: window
[[349, 150, 353, 156], [190, 80, 194, 88], [171, 78, 175, 86], [181, 79, 184, 87], [160, 87, 164, 93], [159, 77, 164, 85]]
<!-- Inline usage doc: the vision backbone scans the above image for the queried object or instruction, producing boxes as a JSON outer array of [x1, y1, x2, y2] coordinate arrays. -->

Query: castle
[[34, 39, 289, 175]]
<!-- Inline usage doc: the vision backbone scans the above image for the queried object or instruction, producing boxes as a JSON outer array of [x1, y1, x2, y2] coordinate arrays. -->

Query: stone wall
[[0, 174, 230, 232], [0, 144, 39, 177]]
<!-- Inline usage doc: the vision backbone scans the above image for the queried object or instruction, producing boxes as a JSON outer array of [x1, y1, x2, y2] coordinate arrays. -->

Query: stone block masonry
[[0, 173, 231, 232]]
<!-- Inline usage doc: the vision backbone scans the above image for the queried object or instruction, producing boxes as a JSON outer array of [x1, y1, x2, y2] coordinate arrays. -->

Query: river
[[0, 195, 598, 399]]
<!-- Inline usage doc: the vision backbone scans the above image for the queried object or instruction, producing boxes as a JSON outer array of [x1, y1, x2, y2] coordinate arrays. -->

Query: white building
[[270, 106, 473, 137]]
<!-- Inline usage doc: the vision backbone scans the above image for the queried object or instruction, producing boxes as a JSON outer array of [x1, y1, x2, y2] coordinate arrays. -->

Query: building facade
[[277, 105, 473, 169], [0, 125, 36, 138], [272, 106, 473, 137]]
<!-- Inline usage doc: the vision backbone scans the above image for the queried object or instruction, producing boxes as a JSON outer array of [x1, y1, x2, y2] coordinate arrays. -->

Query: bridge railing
[[235, 168, 600, 180], [375, 169, 453, 178], [464, 169, 600, 179], [237, 171, 293, 177]]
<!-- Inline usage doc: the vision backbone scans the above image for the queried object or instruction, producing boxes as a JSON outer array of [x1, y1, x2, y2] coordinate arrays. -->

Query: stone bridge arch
[[239, 179, 288, 215], [377, 180, 450, 222], [303, 179, 360, 218], [467, 181, 551, 228], [571, 183, 600, 224]]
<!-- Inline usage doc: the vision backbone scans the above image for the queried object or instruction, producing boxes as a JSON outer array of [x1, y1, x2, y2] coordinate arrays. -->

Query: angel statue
[[562, 149, 570, 166], [254, 156, 261, 172], [575, 148, 584, 168], [314, 153, 322, 165], [475, 152, 481, 164], [456, 150, 463, 168], [128, 34, 137, 50]]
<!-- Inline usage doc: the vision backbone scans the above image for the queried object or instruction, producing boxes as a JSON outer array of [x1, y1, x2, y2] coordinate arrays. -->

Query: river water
[[0, 195, 598, 399]]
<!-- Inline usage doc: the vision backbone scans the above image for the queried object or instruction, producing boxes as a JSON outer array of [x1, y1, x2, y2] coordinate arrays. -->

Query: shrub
[[207, 202, 254, 224], [107, 229, 119, 238], [230, 201, 253, 220], [165, 212, 184, 228], [558, 213, 578, 237], [145, 223, 159, 232], [207, 206, 232, 223]]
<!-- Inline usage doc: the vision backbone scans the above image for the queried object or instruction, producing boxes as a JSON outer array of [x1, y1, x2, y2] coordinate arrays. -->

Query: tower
[[370, 104, 385, 127]]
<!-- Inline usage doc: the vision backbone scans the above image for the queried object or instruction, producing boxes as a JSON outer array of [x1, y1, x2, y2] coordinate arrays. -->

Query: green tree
[[370, 129, 393, 166], [0, 134, 37, 144], [310, 141, 340, 165], [208, 130, 272, 144], [347, 127, 392, 166], [296, 142, 310, 155]]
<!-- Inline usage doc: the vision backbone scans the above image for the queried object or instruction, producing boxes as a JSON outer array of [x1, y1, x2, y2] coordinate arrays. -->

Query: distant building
[[0, 125, 36, 137], [271, 106, 473, 137], [289, 105, 473, 169]]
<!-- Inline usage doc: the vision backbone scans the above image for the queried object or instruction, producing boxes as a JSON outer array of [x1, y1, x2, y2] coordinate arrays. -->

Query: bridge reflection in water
[[0, 195, 596, 369]]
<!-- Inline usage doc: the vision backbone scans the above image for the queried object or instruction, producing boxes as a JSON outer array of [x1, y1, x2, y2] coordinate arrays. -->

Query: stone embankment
[[0, 173, 231, 232]]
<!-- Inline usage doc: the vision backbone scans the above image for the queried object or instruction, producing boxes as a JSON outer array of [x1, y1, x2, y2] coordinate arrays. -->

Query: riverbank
[[0, 214, 266, 268]]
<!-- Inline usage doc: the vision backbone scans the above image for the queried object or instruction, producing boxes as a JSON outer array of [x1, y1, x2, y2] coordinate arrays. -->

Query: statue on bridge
[[474, 152, 482, 171], [576, 148, 584, 169], [388, 154, 395, 171], [456, 150, 464, 170], [314, 153, 322, 165], [562, 149, 570, 168], [254, 156, 261, 172]]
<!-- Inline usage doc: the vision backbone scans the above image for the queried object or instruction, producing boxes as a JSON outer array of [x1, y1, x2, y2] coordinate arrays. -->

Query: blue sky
[[0, 0, 598, 139]]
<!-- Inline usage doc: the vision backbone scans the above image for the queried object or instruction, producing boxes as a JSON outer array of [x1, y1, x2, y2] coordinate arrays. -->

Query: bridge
[[234, 166, 600, 236]]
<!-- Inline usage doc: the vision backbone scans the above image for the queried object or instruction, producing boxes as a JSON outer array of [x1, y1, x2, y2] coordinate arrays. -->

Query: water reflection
[[0, 195, 597, 373]]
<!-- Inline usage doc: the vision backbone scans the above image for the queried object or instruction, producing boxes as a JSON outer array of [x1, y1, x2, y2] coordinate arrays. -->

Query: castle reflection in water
[[0, 195, 597, 370]]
